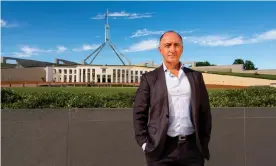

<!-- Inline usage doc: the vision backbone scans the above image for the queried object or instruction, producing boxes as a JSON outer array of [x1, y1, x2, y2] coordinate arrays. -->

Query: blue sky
[[1, 1, 276, 69]]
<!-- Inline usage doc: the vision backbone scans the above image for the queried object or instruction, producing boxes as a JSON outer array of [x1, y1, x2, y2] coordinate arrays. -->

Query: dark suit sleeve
[[199, 73, 212, 144], [133, 74, 150, 147]]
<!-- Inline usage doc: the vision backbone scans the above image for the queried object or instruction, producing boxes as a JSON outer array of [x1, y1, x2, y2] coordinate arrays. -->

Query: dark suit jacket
[[133, 65, 212, 161]]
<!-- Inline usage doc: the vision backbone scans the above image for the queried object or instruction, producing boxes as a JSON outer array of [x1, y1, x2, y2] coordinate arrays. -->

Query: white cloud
[[186, 29, 276, 47], [13, 52, 30, 58], [127, 29, 276, 47], [123, 29, 276, 52], [187, 35, 245, 47], [56, 46, 67, 53], [91, 11, 153, 20], [21, 46, 40, 55], [179, 29, 198, 34], [130, 29, 164, 38], [123, 39, 159, 52], [126, 13, 153, 19], [13, 46, 53, 57], [1, 19, 18, 28], [72, 44, 100, 52], [1, 19, 7, 27], [130, 29, 196, 38], [11, 43, 102, 57], [250, 29, 276, 42], [109, 11, 130, 17]]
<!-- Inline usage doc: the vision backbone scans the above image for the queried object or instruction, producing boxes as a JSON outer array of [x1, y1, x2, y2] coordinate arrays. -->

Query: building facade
[[45, 65, 156, 83]]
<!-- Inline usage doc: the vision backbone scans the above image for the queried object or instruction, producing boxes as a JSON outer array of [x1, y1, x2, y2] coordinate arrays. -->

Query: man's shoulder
[[140, 67, 160, 84], [143, 68, 159, 77], [183, 67, 203, 76]]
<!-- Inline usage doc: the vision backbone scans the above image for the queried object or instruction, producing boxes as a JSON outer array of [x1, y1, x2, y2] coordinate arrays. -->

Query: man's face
[[158, 32, 183, 64]]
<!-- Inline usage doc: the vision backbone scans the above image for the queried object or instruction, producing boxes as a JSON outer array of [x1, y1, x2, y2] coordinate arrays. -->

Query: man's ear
[[158, 46, 161, 54]]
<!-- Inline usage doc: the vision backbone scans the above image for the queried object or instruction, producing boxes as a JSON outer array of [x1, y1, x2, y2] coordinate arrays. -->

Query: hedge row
[[1, 86, 276, 109], [209, 86, 276, 107]]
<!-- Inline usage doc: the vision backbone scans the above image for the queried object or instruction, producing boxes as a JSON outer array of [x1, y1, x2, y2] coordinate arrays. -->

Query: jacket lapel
[[155, 65, 169, 114], [183, 67, 198, 126]]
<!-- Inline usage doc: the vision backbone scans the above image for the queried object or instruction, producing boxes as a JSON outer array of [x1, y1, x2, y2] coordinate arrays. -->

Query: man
[[133, 30, 212, 166]]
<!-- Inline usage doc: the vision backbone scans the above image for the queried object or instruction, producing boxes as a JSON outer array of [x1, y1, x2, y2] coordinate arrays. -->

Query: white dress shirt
[[142, 63, 194, 151], [163, 63, 195, 137]]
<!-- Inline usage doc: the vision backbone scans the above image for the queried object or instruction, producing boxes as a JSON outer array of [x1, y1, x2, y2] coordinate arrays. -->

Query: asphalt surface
[[2, 108, 276, 166]]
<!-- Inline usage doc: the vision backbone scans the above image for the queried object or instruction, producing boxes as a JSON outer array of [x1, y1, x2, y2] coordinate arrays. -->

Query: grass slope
[[202, 71, 276, 80]]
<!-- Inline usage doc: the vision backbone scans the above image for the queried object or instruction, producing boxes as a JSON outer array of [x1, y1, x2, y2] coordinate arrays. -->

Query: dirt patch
[[206, 84, 248, 89], [203, 73, 275, 86]]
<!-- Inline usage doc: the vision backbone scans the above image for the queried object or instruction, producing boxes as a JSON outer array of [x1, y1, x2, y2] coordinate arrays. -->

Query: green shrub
[[209, 86, 276, 107], [1, 86, 276, 109], [1, 88, 22, 104]]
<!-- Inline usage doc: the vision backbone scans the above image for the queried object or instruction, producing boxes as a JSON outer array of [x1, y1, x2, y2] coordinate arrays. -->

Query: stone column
[[120, 69, 122, 83], [137, 70, 140, 83], [90, 69, 92, 82], [76, 68, 80, 82], [124, 69, 126, 83], [61, 69, 64, 82], [67, 69, 70, 82], [115, 69, 117, 83], [80, 68, 83, 82], [85, 68, 88, 83], [128, 69, 131, 83], [111, 71, 113, 83], [56, 72, 59, 82]]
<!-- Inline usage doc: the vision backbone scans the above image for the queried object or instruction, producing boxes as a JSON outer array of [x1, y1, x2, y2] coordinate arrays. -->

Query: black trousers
[[145, 135, 205, 166]]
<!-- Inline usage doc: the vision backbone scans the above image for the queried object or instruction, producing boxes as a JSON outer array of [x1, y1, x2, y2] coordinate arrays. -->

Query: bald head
[[159, 30, 183, 44], [158, 30, 184, 65]]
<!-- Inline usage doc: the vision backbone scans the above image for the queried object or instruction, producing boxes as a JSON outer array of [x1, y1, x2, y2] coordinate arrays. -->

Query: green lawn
[[201, 71, 276, 80], [9, 87, 226, 94], [1, 63, 17, 68]]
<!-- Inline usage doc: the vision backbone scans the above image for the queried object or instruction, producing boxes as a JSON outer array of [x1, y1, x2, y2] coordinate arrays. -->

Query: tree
[[233, 59, 245, 65], [244, 60, 258, 70], [196, 61, 216, 66], [233, 58, 257, 70]]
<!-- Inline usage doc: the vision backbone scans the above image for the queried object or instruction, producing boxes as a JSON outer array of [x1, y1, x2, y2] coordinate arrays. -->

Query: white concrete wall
[[50, 65, 276, 86], [51, 65, 155, 83], [192, 64, 244, 72], [45, 66, 53, 82], [235, 69, 276, 75], [192, 64, 276, 75]]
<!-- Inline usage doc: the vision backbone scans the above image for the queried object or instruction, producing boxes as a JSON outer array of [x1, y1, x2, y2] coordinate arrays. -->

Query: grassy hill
[[201, 71, 276, 80], [1, 63, 17, 68]]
